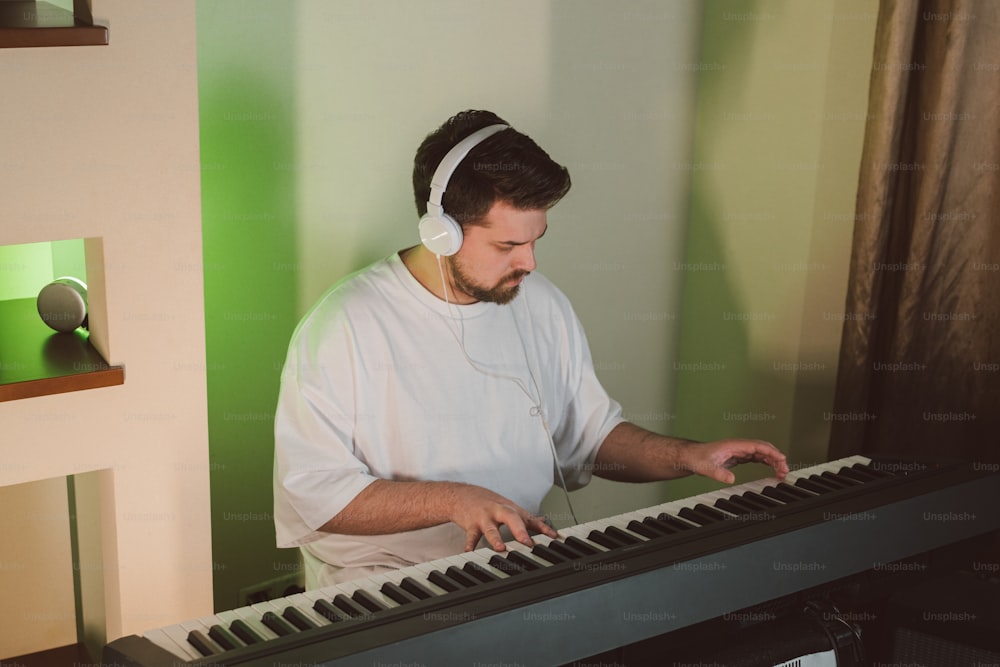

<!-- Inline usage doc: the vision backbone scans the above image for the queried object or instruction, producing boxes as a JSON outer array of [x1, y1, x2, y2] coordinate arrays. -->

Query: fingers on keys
[[464, 507, 557, 552]]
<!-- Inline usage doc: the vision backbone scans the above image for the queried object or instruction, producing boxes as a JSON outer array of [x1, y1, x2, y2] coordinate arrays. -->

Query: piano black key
[[313, 599, 347, 623], [678, 506, 723, 526], [837, 466, 878, 483], [283, 606, 319, 631], [352, 589, 389, 612], [626, 519, 664, 539], [741, 491, 782, 507], [794, 477, 836, 494], [400, 576, 435, 600], [531, 543, 569, 564], [821, 471, 861, 487], [722, 494, 769, 513], [261, 610, 297, 636], [695, 503, 730, 520], [463, 561, 502, 582], [604, 525, 643, 545], [656, 513, 697, 530], [761, 485, 804, 504], [229, 619, 265, 644], [427, 570, 462, 592], [677, 507, 715, 525], [488, 554, 527, 576], [545, 539, 587, 560], [776, 482, 816, 499], [381, 581, 421, 605], [714, 497, 755, 516], [805, 475, 844, 491], [507, 550, 544, 571], [564, 535, 601, 556], [187, 629, 219, 657], [641, 516, 682, 534], [588, 529, 628, 549], [443, 565, 480, 588], [333, 593, 370, 619], [208, 624, 243, 651]]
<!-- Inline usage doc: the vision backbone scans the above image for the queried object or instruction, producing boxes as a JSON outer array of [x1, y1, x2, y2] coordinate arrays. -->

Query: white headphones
[[418, 123, 509, 256]]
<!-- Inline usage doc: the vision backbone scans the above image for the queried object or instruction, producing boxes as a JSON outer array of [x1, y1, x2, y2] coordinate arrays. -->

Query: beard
[[448, 257, 528, 306]]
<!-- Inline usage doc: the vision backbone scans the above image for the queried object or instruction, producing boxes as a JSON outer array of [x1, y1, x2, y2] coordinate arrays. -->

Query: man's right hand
[[444, 483, 559, 552], [319, 478, 558, 552]]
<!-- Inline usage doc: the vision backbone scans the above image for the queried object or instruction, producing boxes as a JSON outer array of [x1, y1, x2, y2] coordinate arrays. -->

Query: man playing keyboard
[[273, 110, 789, 589]]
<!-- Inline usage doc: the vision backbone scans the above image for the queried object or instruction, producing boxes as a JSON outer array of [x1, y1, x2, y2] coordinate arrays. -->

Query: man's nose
[[514, 244, 536, 272]]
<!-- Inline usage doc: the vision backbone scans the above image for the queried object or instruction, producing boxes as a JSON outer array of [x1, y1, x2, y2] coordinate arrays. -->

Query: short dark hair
[[412, 110, 572, 225]]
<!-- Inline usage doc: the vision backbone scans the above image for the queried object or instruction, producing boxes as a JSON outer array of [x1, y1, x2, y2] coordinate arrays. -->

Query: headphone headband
[[419, 123, 509, 256], [427, 123, 508, 212]]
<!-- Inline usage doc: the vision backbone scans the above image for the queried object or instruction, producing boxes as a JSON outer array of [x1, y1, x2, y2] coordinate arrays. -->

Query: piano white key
[[731, 477, 782, 496], [280, 591, 336, 626], [502, 539, 557, 567], [194, 613, 235, 645], [214, 608, 259, 644], [300, 587, 357, 622], [178, 618, 222, 657], [380, 565, 421, 586], [674, 487, 739, 509], [143, 627, 198, 661], [786, 455, 870, 482], [321, 579, 390, 614], [408, 562, 465, 596], [355, 573, 408, 609], [603, 508, 689, 537], [573, 514, 650, 538], [554, 522, 612, 547], [555, 475, 817, 551], [526, 532, 563, 548], [558, 484, 780, 548], [307, 582, 377, 620], [445, 551, 512, 579], [250, 599, 297, 635], [381, 558, 462, 596], [698, 488, 754, 513], [197, 614, 222, 635], [231, 604, 280, 641], [430, 554, 486, 584]]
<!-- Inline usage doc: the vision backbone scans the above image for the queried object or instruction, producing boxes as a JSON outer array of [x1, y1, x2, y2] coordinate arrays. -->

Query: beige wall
[[0, 0, 211, 657]]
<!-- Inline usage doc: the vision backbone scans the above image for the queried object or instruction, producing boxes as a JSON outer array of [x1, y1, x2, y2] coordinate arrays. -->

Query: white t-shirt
[[273, 252, 623, 582]]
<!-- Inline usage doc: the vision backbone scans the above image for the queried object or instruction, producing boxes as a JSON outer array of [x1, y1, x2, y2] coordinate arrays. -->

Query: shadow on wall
[[671, 0, 802, 500], [197, 2, 301, 610]]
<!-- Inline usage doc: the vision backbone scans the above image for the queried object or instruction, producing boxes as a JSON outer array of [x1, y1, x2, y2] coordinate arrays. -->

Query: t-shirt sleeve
[[272, 304, 378, 547]]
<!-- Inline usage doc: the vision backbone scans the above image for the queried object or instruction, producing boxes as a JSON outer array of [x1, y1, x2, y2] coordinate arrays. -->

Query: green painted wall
[[0, 239, 85, 301], [196, 2, 301, 609], [0, 243, 54, 301]]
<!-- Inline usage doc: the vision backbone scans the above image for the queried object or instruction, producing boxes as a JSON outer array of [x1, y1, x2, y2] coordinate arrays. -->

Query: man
[[274, 110, 788, 589]]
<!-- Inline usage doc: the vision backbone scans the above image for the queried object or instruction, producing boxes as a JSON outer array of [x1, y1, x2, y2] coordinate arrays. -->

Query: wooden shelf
[[0, 1, 108, 48], [0, 297, 123, 402]]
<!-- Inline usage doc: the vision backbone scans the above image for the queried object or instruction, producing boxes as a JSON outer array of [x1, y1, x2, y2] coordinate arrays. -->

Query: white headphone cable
[[513, 283, 579, 526], [435, 255, 579, 526]]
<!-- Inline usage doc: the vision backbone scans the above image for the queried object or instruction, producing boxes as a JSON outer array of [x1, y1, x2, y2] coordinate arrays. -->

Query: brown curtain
[[829, 0, 1000, 464]]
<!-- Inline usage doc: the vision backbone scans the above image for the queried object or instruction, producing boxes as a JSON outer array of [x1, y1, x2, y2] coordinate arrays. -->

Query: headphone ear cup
[[418, 212, 463, 256]]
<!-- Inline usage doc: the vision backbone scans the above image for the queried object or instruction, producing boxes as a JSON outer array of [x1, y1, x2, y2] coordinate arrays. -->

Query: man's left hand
[[681, 438, 789, 484]]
